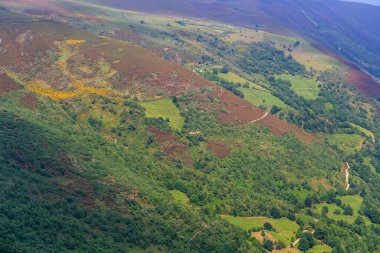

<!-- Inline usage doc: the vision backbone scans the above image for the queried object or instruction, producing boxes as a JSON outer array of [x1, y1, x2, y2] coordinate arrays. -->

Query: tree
[[270, 105, 281, 115], [355, 216, 365, 225], [298, 237, 310, 252], [263, 222, 273, 231], [221, 65, 229, 74], [276, 241, 286, 250], [287, 213, 296, 221], [172, 96, 178, 105], [242, 82, 250, 88], [88, 117, 102, 129], [303, 233, 315, 248], [322, 206, 329, 216], [270, 207, 281, 219], [344, 204, 353, 216], [314, 227, 326, 240], [304, 196, 313, 208], [263, 239, 274, 251]]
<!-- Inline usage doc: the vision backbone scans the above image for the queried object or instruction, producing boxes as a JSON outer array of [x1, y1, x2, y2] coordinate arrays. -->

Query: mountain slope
[[86, 0, 380, 86], [1, 4, 380, 253]]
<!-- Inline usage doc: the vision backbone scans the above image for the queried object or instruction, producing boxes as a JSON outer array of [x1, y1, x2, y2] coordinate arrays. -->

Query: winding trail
[[250, 112, 268, 123], [345, 162, 350, 191]]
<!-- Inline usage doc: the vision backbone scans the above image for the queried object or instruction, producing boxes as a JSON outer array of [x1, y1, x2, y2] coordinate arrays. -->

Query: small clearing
[[141, 99, 184, 131], [221, 215, 299, 245], [277, 74, 320, 100], [240, 87, 290, 109]]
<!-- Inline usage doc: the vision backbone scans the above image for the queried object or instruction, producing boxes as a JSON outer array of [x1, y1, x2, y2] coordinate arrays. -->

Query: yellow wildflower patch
[[65, 39, 86, 45]]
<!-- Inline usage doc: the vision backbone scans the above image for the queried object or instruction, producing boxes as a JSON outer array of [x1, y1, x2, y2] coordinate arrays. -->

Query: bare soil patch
[[251, 231, 276, 243]]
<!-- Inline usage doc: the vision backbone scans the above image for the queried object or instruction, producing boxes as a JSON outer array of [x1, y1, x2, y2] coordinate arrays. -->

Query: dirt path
[[250, 111, 268, 123], [345, 162, 350, 191]]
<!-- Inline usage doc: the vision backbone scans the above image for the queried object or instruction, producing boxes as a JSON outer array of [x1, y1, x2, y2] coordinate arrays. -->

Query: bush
[[221, 65, 229, 74], [270, 207, 281, 219], [344, 204, 354, 216], [263, 239, 274, 251], [263, 222, 273, 231], [88, 117, 102, 129]]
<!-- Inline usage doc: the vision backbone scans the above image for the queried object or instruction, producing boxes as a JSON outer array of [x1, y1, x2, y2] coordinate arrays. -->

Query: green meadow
[[217, 72, 267, 91], [350, 123, 375, 142], [308, 243, 332, 253], [222, 216, 299, 245], [141, 99, 184, 131], [314, 195, 370, 224], [324, 133, 363, 154], [239, 87, 289, 110], [277, 74, 320, 100], [170, 190, 190, 205]]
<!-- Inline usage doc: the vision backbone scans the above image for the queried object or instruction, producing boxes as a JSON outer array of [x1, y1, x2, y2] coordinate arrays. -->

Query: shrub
[[263, 222, 273, 231], [88, 117, 102, 129]]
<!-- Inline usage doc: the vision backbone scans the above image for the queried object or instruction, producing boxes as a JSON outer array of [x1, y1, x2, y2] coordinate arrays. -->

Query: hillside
[[1, 2, 380, 253], [76, 0, 380, 85]]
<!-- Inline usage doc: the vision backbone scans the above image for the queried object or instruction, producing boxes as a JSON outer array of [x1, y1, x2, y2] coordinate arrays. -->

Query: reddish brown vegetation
[[0, 17, 318, 144], [257, 115, 318, 144], [0, 72, 20, 94], [207, 141, 231, 159], [20, 92, 37, 108], [313, 43, 380, 98], [148, 126, 192, 164], [204, 89, 318, 143]]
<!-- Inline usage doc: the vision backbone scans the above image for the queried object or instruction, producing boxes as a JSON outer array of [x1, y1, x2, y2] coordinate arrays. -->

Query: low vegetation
[[276, 74, 320, 100], [141, 99, 184, 131]]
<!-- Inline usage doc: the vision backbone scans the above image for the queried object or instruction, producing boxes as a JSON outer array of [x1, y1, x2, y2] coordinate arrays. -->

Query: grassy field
[[324, 133, 364, 154], [338, 195, 362, 215], [364, 157, 377, 173], [296, 213, 317, 226], [239, 87, 289, 110], [217, 72, 267, 91], [223, 27, 343, 72], [170, 190, 189, 205], [140, 99, 184, 131], [314, 203, 355, 223], [350, 123, 375, 142], [222, 216, 299, 245], [307, 243, 332, 253], [314, 195, 369, 224], [277, 75, 320, 100]]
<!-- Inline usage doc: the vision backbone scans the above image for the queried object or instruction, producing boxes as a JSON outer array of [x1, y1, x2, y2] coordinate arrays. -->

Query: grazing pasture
[[239, 87, 289, 109], [314, 195, 370, 224], [221, 215, 299, 245], [307, 243, 332, 253], [217, 72, 266, 91], [350, 123, 375, 142], [324, 134, 364, 154], [141, 99, 184, 131], [277, 75, 320, 100]]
